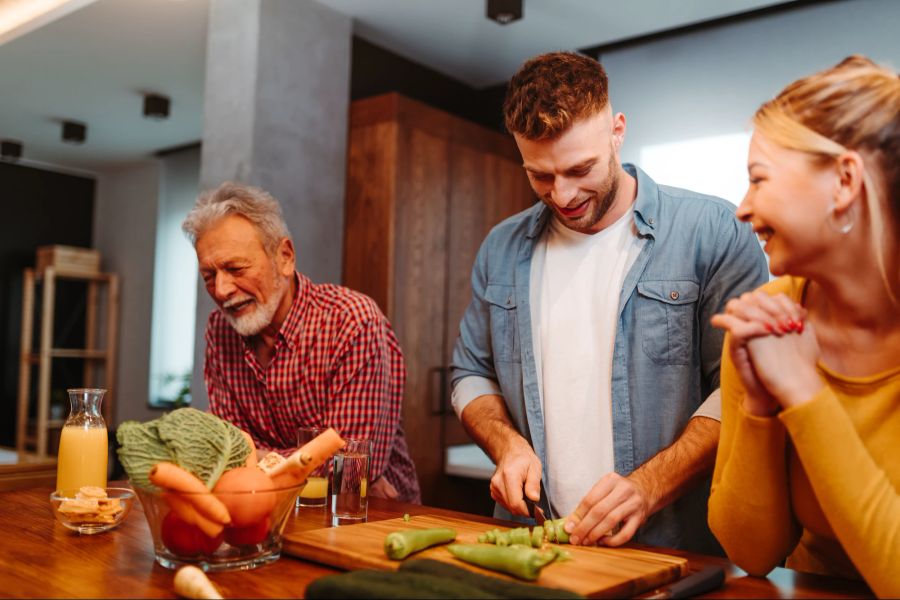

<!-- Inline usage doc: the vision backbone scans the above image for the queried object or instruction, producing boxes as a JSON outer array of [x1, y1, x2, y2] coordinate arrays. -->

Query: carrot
[[239, 430, 258, 469], [173, 565, 223, 599], [149, 462, 231, 525], [162, 492, 225, 538], [268, 428, 345, 487]]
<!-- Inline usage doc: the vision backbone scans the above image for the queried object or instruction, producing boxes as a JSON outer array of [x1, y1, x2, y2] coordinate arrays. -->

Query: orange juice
[[299, 475, 328, 499], [56, 425, 108, 492]]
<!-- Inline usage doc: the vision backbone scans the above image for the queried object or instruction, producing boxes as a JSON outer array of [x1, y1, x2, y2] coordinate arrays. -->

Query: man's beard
[[223, 269, 289, 337], [544, 152, 619, 234]]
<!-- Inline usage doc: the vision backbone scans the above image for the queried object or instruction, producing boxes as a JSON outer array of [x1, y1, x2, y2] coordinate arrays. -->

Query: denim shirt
[[450, 164, 768, 554]]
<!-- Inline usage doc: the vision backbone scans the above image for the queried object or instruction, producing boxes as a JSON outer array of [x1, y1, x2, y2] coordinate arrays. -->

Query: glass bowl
[[50, 487, 135, 534], [132, 480, 305, 572]]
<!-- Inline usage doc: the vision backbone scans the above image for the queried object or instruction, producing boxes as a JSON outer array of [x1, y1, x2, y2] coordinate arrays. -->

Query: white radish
[[174, 565, 223, 599]]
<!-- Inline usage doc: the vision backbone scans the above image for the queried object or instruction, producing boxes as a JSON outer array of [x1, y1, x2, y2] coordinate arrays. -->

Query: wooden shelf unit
[[15, 266, 119, 458]]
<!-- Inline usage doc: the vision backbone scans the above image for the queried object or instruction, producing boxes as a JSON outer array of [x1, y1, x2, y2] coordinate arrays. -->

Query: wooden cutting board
[[282, 514, 688, 598]]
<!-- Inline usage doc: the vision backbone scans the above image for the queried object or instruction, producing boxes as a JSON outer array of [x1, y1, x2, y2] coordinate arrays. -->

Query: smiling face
[[738, 132, 839, 277], [514, 109, 626, 234], [195, 214, 295, 337]]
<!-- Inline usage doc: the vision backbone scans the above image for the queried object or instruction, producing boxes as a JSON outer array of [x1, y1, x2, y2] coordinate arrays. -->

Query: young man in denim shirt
[[450, 52, 767, 554]]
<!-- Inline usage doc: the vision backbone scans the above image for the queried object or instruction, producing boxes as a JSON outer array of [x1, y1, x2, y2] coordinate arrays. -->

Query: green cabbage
[[117, 408, 250, 489]]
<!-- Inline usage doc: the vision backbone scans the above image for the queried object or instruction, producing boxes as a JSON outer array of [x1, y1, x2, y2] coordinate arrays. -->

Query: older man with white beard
[[182, 181, 420, 503]]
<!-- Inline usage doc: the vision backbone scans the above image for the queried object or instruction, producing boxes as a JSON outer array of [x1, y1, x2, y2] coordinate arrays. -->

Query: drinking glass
[[330, 438, 371, 525], [296, 426, 329, 507]]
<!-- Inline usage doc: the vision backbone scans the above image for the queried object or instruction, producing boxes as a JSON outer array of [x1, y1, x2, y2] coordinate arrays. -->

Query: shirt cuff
[[692, 388, 722, 421], [451, 376, 503, 418]]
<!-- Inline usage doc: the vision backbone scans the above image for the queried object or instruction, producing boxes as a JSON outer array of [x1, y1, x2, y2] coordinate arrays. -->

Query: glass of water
[[330, 438, 371, 526]]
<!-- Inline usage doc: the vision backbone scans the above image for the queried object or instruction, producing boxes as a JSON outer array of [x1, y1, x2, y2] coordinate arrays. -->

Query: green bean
[[447, 544, 559, 580], [384, 528, 457, 560]]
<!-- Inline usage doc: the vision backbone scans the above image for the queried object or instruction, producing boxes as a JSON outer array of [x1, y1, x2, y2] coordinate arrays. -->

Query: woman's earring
[[827, 202, 854, 234]]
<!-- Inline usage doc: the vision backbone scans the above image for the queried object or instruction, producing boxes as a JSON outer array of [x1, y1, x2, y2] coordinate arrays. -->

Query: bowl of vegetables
[[133, 474, 304, 571], [117, 408, 345, 571]]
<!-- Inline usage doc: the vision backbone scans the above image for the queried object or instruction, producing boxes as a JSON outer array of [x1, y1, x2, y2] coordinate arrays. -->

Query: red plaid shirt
[[205, 272, 420, 503]]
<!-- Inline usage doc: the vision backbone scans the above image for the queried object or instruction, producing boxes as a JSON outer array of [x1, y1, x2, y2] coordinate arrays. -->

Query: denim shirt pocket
[[636, 280, 700, 365], [485, 283, 520, 363]]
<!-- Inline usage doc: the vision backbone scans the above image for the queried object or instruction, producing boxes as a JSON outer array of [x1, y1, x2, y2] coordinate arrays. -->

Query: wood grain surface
[[283, 514, 688, 598], [0, 488, 873, 598]]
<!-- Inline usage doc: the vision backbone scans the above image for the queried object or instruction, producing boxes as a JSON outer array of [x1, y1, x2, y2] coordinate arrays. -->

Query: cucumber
[[305, 569, 499, 599], [401, 559, 584, 599]]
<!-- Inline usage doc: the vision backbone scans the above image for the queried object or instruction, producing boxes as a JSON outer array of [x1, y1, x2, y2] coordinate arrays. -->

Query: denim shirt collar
[[525, 163, 659, 239]]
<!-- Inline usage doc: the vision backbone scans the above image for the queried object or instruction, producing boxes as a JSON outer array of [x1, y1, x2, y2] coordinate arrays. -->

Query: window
[[638, 132, 751, 206], [148, 148, 199, 407]]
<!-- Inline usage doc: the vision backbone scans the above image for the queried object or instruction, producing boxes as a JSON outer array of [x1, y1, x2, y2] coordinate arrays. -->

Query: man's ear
[[833, 150, 865, 212], [611, 112, 626, 149], [276, 238, 295, 276]]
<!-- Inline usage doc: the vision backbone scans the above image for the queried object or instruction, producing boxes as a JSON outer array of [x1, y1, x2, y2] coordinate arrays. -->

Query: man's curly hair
[[503, 52, 610, 140]]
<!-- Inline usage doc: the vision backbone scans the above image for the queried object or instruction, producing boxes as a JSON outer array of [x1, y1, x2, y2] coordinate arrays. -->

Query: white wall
[[93, 161, 162, 426], [604, 0, 900, 191]]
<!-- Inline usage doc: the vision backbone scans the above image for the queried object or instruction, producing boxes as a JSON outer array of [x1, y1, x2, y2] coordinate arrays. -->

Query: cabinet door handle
[[428, 367, 448, 415]]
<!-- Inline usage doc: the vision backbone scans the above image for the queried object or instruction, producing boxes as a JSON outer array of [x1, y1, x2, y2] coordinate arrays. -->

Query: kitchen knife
[[643, 565, 726, 599], [523, 482, 548, 525]]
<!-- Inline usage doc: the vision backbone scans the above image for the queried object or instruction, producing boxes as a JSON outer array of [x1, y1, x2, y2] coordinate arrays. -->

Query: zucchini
[[305, 569, 498, 599], [401, 559, 584, 599]]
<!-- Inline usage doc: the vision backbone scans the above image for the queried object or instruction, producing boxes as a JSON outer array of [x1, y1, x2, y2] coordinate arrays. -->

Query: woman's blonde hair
[[754, 55, 900, 298]]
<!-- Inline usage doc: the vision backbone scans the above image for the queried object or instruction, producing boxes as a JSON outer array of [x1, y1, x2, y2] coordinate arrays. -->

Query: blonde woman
[[708, 55, 899, 597]]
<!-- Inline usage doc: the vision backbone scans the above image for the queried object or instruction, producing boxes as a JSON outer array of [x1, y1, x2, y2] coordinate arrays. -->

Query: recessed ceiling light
[[1, 139, 23, 161], [61, 120, 86, 144], [143, 93, 171, 120], [0, 0, 96, 46], [487, 0, 522, 25]]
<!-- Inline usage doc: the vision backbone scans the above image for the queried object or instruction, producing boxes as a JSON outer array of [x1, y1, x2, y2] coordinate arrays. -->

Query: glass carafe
[[56, 388, 108, 492]]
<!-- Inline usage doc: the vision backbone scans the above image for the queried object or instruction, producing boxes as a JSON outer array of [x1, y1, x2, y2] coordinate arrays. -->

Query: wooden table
[[0, 485, 872, 598]]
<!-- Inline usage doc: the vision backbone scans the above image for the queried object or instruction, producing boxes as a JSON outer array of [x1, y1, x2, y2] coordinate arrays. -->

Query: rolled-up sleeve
[[451, 376, 503, 417]]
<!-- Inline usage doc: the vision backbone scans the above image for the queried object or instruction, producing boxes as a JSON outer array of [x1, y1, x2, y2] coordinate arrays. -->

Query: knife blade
[[643, 565, 726, 599], [523, 482, 548, 525]]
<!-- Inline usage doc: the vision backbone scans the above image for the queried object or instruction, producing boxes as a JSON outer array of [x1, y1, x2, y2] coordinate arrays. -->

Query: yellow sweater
[[709, 276, 900, 598]]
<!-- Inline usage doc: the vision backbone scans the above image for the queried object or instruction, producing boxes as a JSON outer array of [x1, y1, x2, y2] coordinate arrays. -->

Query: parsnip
[[174, 565, 223, 599]]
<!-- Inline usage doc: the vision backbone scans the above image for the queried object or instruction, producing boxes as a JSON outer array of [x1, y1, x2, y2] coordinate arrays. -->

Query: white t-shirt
[[530, 210, 641, 516]]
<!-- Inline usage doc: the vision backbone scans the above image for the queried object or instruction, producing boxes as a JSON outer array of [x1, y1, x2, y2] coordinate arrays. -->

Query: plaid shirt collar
[[237, 271, 308, 356]]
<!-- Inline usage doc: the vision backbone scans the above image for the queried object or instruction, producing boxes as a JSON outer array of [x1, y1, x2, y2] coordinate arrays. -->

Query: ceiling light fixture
[[0, 0, 96, 46], [487, 0, 522, 25], [61, 120, 86, 144], [1, 139, 23, 161], [143, 93, 170, 120]]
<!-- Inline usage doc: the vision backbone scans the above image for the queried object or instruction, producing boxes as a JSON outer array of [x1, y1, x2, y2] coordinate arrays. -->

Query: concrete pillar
[[192, 0, 352, 408]]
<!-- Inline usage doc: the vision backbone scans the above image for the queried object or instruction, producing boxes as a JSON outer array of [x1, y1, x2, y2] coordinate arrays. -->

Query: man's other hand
[[490, 438, 542, 517], [370, 476, 400, 500], [565, 472, 650, 546]]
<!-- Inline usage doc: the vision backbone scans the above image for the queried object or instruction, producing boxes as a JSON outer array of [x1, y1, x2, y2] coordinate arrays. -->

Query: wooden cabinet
[[343, 93, 534, 509]]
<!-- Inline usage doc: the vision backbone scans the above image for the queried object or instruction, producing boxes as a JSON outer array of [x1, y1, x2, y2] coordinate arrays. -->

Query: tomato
[[224, 517, 271, 547], [160, 512, 223, 556]]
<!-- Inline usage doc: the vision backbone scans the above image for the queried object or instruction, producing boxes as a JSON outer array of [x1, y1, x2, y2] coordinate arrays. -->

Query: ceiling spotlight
[[1, 139, 23, 161], [487, 0, 522, 25], [143, 93, 170, 120], [61, 120, 86, 144]]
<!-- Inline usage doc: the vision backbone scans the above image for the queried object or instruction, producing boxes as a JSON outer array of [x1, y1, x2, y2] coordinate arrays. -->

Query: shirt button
[[648, 218, 655, 225], [670, 291, 680, 300]]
